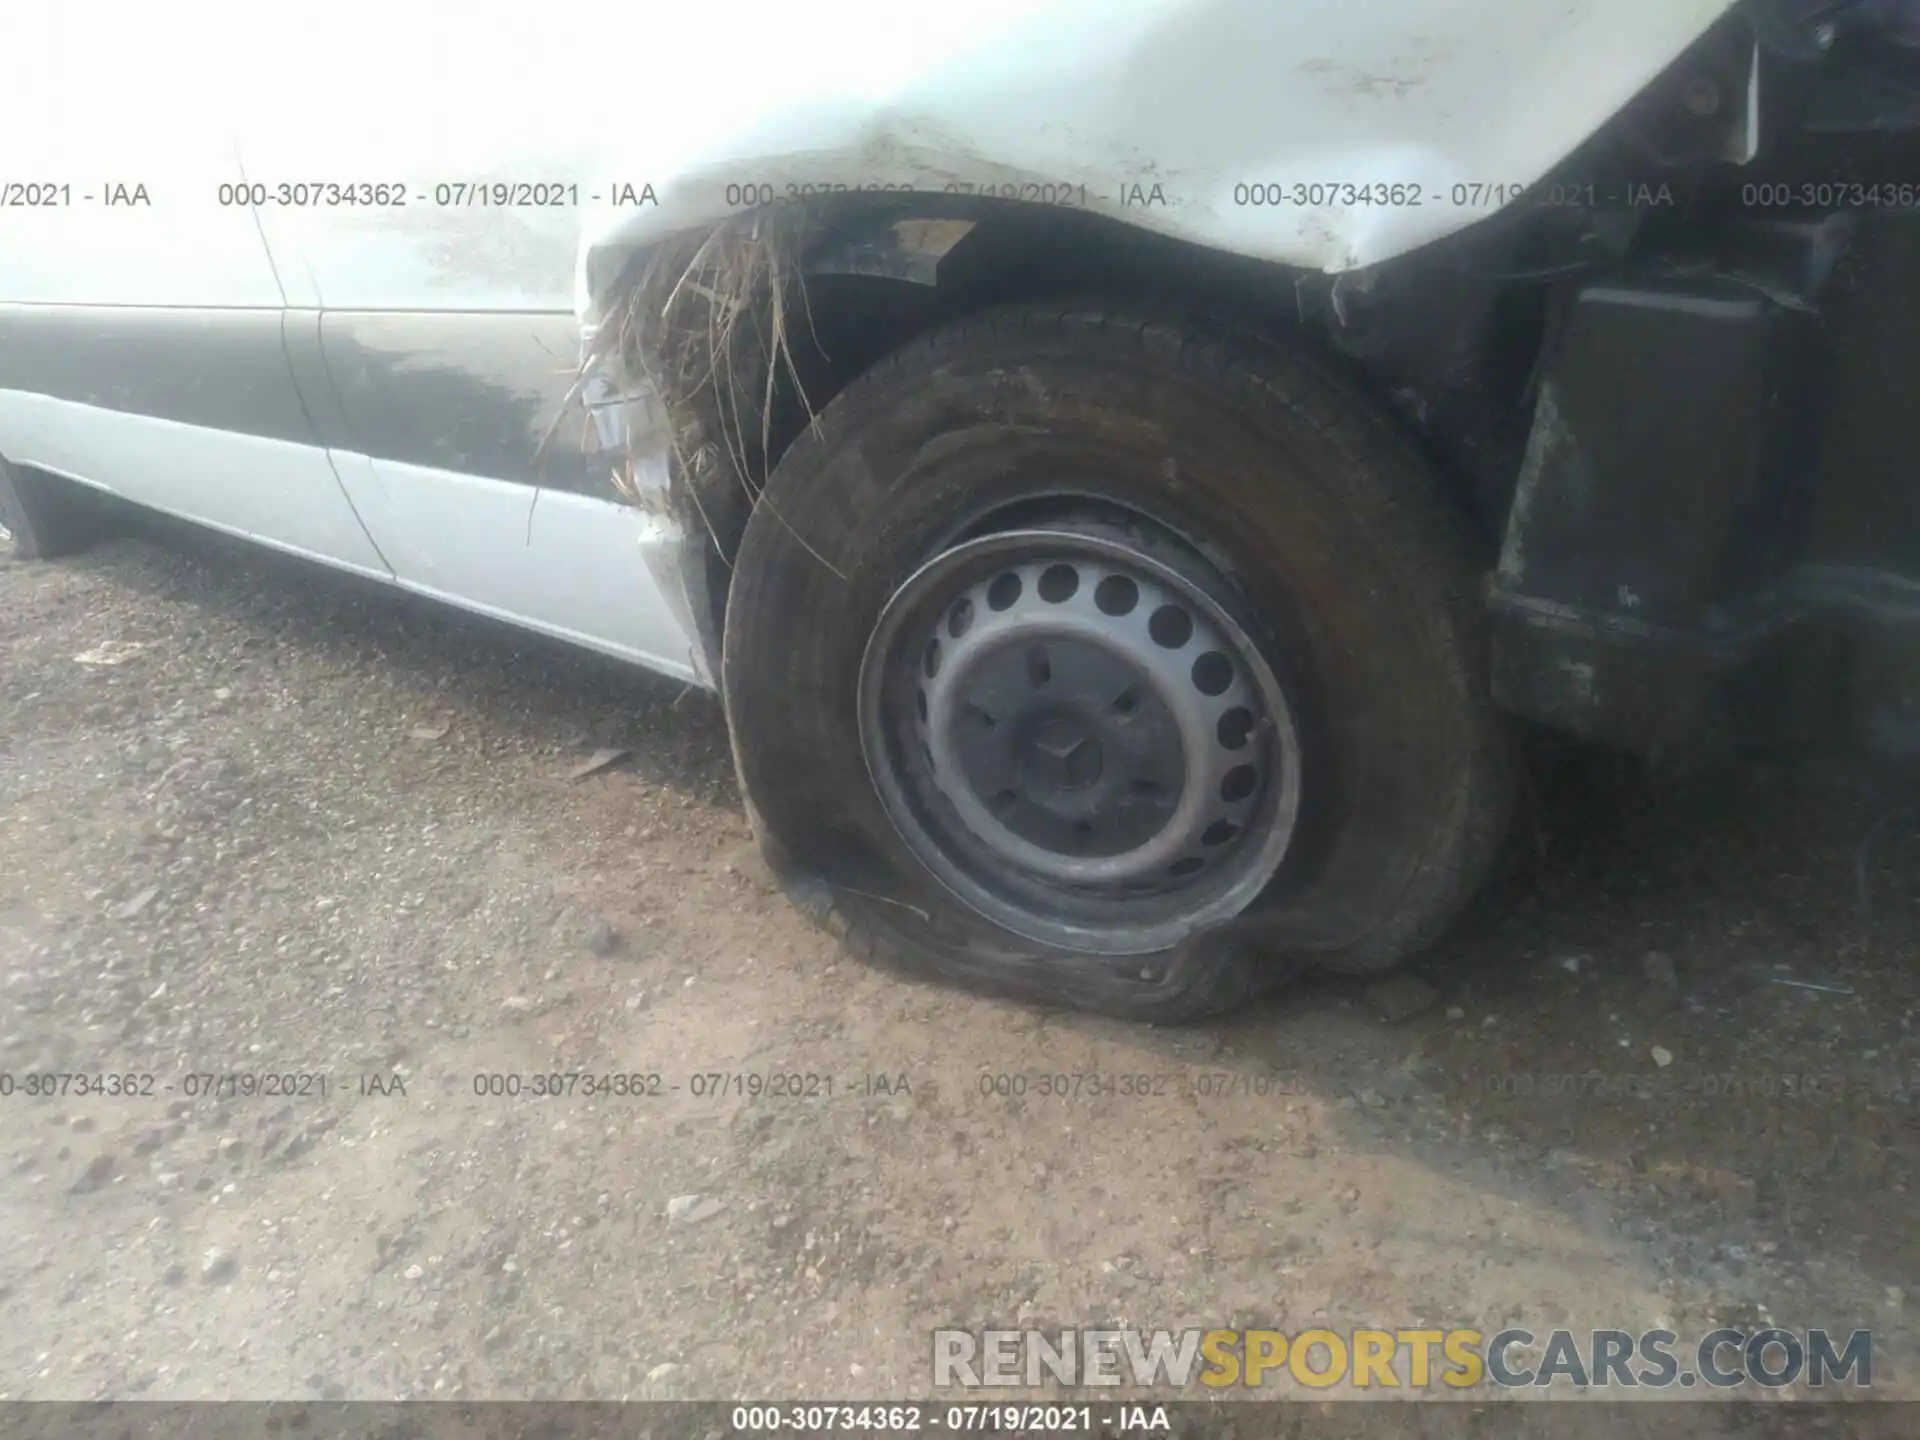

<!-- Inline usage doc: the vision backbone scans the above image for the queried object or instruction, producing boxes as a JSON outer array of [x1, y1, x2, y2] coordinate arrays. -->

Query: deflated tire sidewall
[[722, 304, 1510, 1016]]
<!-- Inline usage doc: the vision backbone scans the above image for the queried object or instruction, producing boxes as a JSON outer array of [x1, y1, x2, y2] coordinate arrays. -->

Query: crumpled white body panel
[[576, 0, 1736, 324]]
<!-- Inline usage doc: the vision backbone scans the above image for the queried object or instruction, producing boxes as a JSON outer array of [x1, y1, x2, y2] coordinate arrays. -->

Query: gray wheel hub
[[859, 524, 1302, 955]]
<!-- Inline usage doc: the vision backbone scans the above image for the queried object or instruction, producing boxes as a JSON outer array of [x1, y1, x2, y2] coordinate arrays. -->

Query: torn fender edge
[[576, 317, 722, 690], [574, 213, 979, 693]]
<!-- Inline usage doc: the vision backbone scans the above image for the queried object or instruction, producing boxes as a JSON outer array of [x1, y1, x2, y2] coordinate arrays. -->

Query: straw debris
[[568, 207, 842, 577]]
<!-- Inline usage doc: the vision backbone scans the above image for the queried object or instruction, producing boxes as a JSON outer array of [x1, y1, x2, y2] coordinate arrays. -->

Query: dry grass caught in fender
[[560, 207, 844, 579]]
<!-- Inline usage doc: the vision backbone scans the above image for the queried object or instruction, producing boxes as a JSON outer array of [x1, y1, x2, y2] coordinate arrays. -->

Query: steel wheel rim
[[858, 525, 1302, 955]]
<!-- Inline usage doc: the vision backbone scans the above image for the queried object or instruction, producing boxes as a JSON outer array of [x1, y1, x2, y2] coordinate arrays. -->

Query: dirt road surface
[[2, 522, 1915, 1407]]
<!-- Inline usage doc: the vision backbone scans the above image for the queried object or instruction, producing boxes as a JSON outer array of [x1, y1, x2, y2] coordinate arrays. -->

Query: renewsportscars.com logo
[[932, 1327, 1873, 1391]]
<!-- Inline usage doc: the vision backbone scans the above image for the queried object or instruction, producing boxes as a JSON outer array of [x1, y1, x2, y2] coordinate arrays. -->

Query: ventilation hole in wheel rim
[[1202, 819, 1241, 847], [1148, 604, 1193, 648], [947, 596, 974, 638], [1111, 685, 1141, 717], [1216, 707, 1254, 750], [1026, 645, 1052, 688], [1191, 651, 1233, 696], [1037, 564, 1079, 603], [915, 689, 929, 725], [923, 638, 942, 678], [1094, 575, 1139, 616], [1169, 857, 1205, 877], [986, 573, 1022, 611], [1221, 765, 1258, 803]]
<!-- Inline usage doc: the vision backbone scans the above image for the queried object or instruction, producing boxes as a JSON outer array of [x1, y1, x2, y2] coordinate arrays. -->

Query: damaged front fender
[[574, 0, 1737, 332], [571, 0, 1740, 687]]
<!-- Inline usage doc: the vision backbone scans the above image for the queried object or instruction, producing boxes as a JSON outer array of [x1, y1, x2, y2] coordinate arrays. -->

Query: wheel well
[[758, 204, 1334, 496], [635, 200, 1541, 659]]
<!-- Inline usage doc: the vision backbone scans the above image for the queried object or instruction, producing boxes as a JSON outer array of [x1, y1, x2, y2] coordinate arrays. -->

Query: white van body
[[1, 0, 1734, 685]]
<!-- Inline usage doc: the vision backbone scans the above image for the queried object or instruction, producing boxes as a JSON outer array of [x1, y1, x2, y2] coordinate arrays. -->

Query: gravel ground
[[1, 520, 1915, 1407]]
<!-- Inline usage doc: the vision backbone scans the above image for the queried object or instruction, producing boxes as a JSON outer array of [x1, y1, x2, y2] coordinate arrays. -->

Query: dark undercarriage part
[[1485, 213, 1920, 765], [1486, 0, 1920, 766]]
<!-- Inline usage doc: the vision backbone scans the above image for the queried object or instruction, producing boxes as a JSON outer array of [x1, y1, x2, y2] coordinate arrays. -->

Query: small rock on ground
[[666, 1194, 726, 1226], [1364, 973, 1442, 1024], [68, 1154, 116, 1194]]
